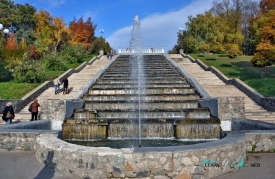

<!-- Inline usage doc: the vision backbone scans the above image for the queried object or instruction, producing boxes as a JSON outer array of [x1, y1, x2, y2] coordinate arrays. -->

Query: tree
[[69, 17, 97, 49], [34, 10, 54, 54], [259, 0, 275, 14], [13, 3, 37, 45], [3, 31, 24, 69], [89, 37, 111, 55], [52, 17, 70, 52], [5, 31, 17, 50], [251, 10, 275, 68]]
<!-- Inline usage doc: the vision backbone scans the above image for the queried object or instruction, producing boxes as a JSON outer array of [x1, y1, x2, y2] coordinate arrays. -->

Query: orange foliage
[[5, 32, 17, 50], [260, 0, 275, 14], [69, 17, 97, 48]]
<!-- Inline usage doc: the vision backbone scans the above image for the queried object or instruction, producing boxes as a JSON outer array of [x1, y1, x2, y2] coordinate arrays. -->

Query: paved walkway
[[0, 151, 274, 179]]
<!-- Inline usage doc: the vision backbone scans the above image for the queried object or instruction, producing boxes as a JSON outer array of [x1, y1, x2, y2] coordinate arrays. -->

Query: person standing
[[107, 51, 110, 59], [53, 76, 61, 94], [62, 77, 69, 94], [30, 99, 40, 121], [110, 50, 113, 59], [2, 102, 15, 125]]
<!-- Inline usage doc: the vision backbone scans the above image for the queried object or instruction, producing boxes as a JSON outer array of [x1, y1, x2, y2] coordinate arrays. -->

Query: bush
[[61, 44, 87, 63], [13, 55, 46, 83], [210, 44, 225, 54], [43, 52, 66, 71], [226, 45, 242, 59], [200, 44, 210, 53]]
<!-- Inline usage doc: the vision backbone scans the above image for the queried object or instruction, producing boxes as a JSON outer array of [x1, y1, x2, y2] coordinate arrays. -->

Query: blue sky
[[13, 0, 213, 52]]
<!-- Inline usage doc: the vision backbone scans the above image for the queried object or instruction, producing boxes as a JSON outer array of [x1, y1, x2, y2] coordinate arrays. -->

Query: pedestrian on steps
[[30, 99, 40, 121], [53, 76, 61, 94], [61, 77, 69, 94], [2, 102, 15, 125]]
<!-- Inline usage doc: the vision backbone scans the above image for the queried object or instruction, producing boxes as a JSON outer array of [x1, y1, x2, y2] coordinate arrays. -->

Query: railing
[[118, 47, 165, 54]]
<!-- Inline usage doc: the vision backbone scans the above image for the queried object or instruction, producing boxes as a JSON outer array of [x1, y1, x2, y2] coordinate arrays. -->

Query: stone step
[[169, 54, 273, 123]]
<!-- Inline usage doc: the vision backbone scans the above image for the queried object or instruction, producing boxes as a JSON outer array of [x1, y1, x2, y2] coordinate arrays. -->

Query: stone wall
[[0, 130, 58, 151], [245, 131, 275, 152], [35, 132, 246, 179], [0, 100, 23, 113], [39, 99, 66, 130]]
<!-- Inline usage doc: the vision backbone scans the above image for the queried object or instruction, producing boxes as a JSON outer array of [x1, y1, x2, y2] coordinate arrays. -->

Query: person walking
[[62, 77, 69, 94], [53, 76, 61, 94], [2, 102, 15, 125], [30, 99, 40, 121]]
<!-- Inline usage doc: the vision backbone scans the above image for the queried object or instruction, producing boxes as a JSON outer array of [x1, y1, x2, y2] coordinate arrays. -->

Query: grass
[[0, 82, 40, 99], [0, 54, 96, 99], [188, 54, 275, 97]]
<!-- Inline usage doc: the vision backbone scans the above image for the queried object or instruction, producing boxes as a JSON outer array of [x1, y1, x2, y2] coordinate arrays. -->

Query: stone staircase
[[168, 54, 275, 124], [1, 55, 111, 125], [3, 54, 275, 125]]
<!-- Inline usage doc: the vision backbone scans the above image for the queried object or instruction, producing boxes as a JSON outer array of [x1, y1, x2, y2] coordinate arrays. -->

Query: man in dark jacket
[[62, 77, 69, 94], [2, 102, 15, 124]]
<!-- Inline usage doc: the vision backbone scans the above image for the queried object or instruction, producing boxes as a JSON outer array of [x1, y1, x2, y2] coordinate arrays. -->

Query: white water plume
[[129, 15, 145, 147]]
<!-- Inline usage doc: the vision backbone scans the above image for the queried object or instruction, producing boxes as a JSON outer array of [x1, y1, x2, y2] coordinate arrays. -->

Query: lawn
[[189, 54, 275, 97], [0, 54, 96, 99]]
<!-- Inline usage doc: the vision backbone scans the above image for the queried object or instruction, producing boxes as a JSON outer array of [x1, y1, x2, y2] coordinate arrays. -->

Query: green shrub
[[13, 56, 46, 83], [43, 52, 66, 71], [61, 44, 87, 63]]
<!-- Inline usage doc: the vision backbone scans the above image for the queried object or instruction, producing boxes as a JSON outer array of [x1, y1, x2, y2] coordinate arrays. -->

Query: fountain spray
[[129, 15, 143, 147]]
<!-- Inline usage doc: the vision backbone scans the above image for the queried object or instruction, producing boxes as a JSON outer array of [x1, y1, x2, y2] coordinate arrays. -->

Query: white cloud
[[106, 0, 213, 52], [38, 0, 65, 8]]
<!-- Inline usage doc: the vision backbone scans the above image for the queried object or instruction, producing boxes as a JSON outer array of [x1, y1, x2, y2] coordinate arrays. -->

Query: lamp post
[[99, 29, 104, 37], [0, 23, 10, 35]]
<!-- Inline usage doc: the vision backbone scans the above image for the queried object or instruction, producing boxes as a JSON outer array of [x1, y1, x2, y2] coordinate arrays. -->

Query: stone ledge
[[35, 131, 247, 179]]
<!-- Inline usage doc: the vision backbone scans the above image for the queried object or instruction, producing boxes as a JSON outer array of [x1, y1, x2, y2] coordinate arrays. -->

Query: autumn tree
[[52, 17, 70, 52], [250, 10, 275, 68], [34, 10, 54, 54], [69, 17, 97, 49], [3, 31, 24, 69], [259, 0, 275, 14]]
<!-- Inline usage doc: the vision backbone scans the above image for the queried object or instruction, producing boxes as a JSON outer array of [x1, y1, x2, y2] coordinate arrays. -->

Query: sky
[[12, 0, 213, 52]]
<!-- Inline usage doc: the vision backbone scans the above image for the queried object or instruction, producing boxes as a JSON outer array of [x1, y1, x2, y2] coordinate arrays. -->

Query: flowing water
[[129, 15, 144, 147], [62, 15, 221, 148]]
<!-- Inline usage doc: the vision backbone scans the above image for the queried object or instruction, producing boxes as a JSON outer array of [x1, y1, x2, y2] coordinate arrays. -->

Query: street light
[[99, 29, 104, 37], [0, 23, 9, 35]]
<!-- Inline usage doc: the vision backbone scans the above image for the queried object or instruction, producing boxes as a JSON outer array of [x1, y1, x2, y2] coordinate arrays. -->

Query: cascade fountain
[[61, 15, 221, 148]]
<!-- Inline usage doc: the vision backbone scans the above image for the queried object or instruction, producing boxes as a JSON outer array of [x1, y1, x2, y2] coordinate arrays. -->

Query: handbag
[[28, 103, 32, 112], [6, 107, 14, 119]]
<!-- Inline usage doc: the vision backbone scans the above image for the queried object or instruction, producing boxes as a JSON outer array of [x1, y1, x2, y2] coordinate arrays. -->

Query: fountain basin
[[35, 131, 246, 179]]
